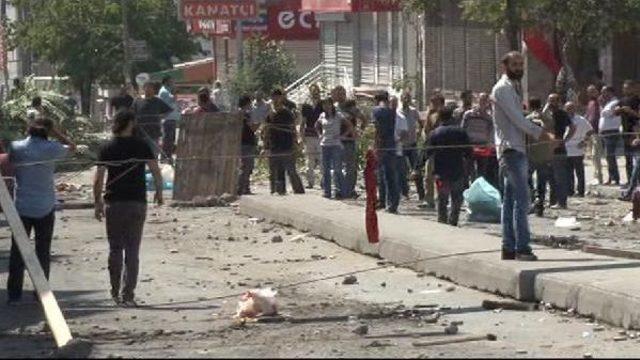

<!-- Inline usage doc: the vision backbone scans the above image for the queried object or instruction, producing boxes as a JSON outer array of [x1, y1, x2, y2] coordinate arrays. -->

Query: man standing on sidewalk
[[300, 84, 323, 189], [264, 89, 305, 195], [492, 51, 553, 261], [565, 101, 594, 198], [7, 117, 76, 305], [599, 86, 622, 186], [585, 85, 603, 185], [238, 95, 259, 196], [544, 93, 576, 209], [94, 110, 163, 307], [616, 80, 640, 186], [158, 76, 181, 163], [426, 107, 472, 226], [333, 86, 368, 199], [418, 93, 446, 209], [461, 92, 498, 188], [397, 91, 424, 201], [373, 92, 400, 214]]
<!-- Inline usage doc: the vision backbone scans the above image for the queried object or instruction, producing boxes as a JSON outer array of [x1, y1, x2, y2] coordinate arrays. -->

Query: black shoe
[[501, 249, 516, 260], [386, 208, 398, 214], [516, 252, 538, 261]]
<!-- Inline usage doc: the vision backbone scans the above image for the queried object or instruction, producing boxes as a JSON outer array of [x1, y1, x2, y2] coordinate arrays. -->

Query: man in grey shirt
[[492, 51, 553, 262]]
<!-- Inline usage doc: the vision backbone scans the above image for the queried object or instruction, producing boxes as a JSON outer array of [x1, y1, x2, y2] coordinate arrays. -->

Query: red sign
[[181, 0, 258, 20], [187, 19, 234, 35], [267, 0, 319, 40], [301, 0, 400, 12]]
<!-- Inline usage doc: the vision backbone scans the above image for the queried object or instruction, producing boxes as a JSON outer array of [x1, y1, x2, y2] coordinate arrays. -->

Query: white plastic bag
[[554, 217, 581, 230], [234, 288, 278, 319]]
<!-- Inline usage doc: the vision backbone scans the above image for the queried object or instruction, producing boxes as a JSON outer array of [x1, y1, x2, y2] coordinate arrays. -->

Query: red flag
[[523, 29, 561, 75], [364, 149, 379, 244]]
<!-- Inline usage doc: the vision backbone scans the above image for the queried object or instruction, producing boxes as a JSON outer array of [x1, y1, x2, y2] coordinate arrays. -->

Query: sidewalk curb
[[239, 195, 640, 330]]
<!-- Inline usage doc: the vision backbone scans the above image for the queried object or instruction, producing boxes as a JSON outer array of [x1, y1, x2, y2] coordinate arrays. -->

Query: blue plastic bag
[[463, 177, 502, 223]]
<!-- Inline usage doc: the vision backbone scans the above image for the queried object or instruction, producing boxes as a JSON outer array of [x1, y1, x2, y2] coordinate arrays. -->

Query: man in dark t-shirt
[[300, 84, 323, 189], [132, 82, 172, 158], [545, 93, 576, 209], [615, 80, 640, 184], [94, 110, 163, 307], [264, 89, 304, 195], [426, 107, 472, 226], [373, 92, 400, 214]]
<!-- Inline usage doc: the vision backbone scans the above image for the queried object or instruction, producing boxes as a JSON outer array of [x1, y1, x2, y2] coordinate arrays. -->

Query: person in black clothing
[[264, 89, 304, 195], [425, 108, 472, 226], [615, 80, 640, 185], [93, 110, 163, 307], [300, 84, 324, 189], [109, 85, 135, 119], [544, 93, 576, 209], [238, 95, 259, 195], [132, 82, 173, 159]]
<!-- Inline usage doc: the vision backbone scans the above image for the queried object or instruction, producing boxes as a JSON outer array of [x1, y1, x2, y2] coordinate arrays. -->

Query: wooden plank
[[174, 112, 241, 201], [582, 245, 640, 260], [412, 334, 497, 347], [0, 169, 72, 348]]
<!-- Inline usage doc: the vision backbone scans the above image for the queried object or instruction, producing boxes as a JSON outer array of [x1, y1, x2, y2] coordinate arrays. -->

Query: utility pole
[[122, 0, 132, 85], [236, 20, 244, 69], [0, 0, 8, 99], [505, 0, 520, 51]]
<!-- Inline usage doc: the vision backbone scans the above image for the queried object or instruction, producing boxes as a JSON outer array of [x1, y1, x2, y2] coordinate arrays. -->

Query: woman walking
[[315, 98, 353, 199]]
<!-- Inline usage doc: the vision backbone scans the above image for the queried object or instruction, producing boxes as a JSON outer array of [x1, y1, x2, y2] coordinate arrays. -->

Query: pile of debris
[[170, 193, 237, 208]]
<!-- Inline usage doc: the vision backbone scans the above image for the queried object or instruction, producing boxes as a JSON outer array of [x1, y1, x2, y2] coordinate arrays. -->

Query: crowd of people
[[5, 51, 640, 308]]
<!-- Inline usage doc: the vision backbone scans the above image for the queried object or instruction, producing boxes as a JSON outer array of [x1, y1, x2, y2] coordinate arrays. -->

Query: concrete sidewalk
[[240, 194, 640, 330]]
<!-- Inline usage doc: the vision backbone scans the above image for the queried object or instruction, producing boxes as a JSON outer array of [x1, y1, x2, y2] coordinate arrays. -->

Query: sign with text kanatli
[[180, 0, 258, 20]]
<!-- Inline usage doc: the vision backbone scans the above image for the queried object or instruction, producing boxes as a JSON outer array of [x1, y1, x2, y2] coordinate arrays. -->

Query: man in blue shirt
[[158, 76, 181, 163], [7, 117, 76, 305], [373, 92, 400, 214]]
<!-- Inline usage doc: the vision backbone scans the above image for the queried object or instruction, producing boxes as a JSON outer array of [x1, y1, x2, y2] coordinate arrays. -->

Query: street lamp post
[[122, 0, 132, 85]]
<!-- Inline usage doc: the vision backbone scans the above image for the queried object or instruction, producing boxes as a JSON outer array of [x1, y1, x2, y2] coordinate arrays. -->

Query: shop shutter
[[359, 12, 375, 85], [377, 12, 391, 85]]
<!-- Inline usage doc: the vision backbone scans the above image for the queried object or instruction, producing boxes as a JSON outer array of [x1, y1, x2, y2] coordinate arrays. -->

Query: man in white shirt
[[390, 96, 408, 202], [492, 51, 553, 262], [565, 102, 594, 197], [598, 86, 622, 185], [211, 80, 228, 111], [159, 76, 181, 162], [396, 91, 423, 200]]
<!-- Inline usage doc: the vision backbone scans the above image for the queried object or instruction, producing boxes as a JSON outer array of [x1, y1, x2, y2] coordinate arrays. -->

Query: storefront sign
[[181, 0, 258, 20], [267, 0, 319, 40], [301, 0, 400, 13]]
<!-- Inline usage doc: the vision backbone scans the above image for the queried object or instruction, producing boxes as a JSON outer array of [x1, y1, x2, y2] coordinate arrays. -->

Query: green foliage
[[0, 76, 96, 143], [9, 0, 200, 113], [460, 0, 640, 50], [230, 35, 299, 98]]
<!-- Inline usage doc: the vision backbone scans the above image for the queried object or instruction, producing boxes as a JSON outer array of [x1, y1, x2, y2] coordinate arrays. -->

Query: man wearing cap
[[6, 117, 76, 305]]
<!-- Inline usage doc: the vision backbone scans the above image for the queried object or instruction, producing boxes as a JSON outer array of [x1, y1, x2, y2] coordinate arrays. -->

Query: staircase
[[285, 62, 353, 105]]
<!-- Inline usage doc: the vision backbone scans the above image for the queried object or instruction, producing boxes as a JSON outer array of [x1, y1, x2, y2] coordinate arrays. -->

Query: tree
[[10, 0, 200, 115], [230, 35, 298, 98]]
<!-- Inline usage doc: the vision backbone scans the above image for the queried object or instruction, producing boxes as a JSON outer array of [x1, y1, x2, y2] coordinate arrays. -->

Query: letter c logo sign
[[299, 11, 313, 29], [278, 11, 295, 30]]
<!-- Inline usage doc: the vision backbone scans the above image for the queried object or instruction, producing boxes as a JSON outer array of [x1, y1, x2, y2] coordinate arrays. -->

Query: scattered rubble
[[342, 275, 358, 285]]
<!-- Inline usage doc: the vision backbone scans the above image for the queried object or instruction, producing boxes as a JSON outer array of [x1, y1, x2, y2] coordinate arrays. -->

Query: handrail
[[285, 63, 324, 93]]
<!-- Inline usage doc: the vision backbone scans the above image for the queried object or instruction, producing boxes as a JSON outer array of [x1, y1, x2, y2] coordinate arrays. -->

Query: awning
[[150, 57, 217, 85], [301, 0, 400, 13]]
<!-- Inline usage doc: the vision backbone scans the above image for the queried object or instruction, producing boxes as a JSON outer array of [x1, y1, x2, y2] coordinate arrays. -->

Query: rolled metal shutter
[[377, 12, 391, 85], [424, 26, 442, 93], [322, 22, 338, 81], [359, 12, 375, 85], [282, 40, 322, 76]]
